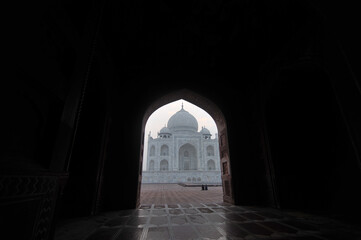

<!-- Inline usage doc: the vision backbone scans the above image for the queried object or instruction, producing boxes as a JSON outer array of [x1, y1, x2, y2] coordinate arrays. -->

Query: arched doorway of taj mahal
[[138, 90, 234, 205]]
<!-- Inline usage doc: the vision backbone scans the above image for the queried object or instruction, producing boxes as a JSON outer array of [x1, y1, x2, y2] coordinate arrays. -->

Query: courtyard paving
[[55, 184, 361, 240], [140, 183, 223, 205]]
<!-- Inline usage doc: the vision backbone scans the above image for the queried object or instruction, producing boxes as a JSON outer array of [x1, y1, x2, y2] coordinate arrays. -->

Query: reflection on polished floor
[[55, 185, 361, 240]]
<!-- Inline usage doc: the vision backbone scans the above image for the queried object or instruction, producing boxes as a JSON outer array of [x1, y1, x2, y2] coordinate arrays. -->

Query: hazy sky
[[143, 99, 218, 170]]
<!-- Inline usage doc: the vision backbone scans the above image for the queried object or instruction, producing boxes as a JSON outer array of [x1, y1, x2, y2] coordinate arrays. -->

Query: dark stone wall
[[266, 66, 361, 217]]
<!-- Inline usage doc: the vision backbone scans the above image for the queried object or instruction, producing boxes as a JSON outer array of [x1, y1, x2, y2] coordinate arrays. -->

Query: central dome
[[167, 105, 198, 132]]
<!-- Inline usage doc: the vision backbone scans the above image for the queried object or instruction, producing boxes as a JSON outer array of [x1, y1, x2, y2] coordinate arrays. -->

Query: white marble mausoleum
[[142, 104, 222, 184]]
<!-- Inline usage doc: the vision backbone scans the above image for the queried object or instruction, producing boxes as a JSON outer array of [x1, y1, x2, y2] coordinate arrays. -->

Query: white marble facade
[[142, 104, 221, 184]]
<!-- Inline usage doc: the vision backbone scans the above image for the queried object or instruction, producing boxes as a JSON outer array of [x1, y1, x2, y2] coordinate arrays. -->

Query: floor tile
[[126, 216, 148, 226], [218, 223, 249, 238], [212, 207, 230, 213], [205, 214, 227, 223], [191, 203, 205, 207], [150, 216, 168, 226], [195, 225, 223, 239], [154, 204, 166, 209], [260, 221, 298, 233], [170, 216, 188, 225], [134, 209, 151, 216], [226, 206, 246, 212], [180, 204, 192, 208], [188, 214, 208, 224], [183, 208, 199, 214], [169, 209, 183, 215], [152, 209, 167, 216], [239, 222, 273, 235], [239, 212, 265, 220], [172, 225, 198, 239], [146, 227, 170, 239], [198, 207, 214, 213], [205, 203, 218, 207], [222, 213, 247, 222], [167, 204, 179, 208], [114, 227, 143, 240], [140, 205, 152, 209]]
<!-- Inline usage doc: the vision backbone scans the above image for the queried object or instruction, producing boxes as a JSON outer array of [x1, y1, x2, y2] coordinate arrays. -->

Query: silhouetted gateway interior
[[2, 0, 361, 239]]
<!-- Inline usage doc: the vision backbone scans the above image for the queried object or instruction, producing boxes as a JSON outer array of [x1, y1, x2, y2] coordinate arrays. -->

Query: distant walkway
[[140, 183, 223, 205]]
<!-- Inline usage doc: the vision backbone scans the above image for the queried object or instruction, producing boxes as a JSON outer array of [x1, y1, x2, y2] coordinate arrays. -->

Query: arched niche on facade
[[179, 143, 197, 170], [207, 159, 216, 170], [206, 145, 215, 156], [149, 160, 155, 171], [160, 159, 169, 171], [149, 145, 155, 156], [139, 89, 234, 205], [160, 145, 169, 156]]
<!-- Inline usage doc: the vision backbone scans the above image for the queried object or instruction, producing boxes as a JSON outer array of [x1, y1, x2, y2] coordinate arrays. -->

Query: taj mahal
[[142, 104, 222, 184]]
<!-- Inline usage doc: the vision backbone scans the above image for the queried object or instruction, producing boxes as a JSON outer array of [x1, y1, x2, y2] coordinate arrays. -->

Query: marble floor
[[55, 184, 361, 240]]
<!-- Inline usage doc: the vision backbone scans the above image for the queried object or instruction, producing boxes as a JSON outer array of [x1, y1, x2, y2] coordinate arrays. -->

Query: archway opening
[[137, 89, 234, 206]]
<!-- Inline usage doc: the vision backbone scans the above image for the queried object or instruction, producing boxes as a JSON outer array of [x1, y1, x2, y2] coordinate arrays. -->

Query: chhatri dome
[[167, 103, 198, 132], [159, 126, 171, 134]]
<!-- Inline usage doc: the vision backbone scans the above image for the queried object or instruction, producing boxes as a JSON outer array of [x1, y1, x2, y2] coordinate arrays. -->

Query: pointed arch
[[207, 145, 215, 156], [149, 145, 155, 156], [160, 144, 169, 156], [139, 89, 234, 204], [179, 143, 197, 170], [160, 159, 169, 171], [149, 160, 155, 171], [207, 159, 216, 170]]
